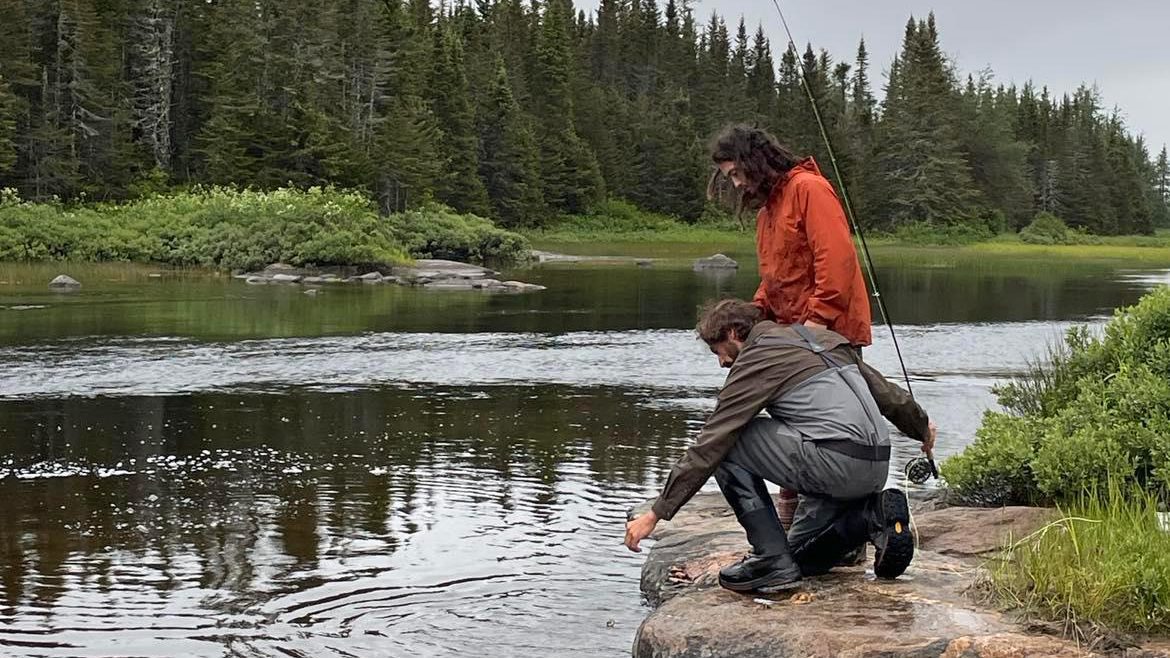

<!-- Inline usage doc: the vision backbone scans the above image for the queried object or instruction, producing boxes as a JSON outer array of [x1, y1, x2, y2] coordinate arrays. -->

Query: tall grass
[[991, 483, 1170, 639]]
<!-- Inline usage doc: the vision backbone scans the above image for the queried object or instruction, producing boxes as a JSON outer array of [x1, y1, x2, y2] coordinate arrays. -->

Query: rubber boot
[[715, 463, 803, 592], [714, 462, 784, 556]]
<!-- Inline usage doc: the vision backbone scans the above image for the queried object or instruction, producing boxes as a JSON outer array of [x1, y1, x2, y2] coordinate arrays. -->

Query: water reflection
[[0, 386, 691, 657]]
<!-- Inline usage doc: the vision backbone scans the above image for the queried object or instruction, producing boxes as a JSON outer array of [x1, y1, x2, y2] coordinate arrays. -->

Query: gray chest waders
[[751, 325, 891, 463]]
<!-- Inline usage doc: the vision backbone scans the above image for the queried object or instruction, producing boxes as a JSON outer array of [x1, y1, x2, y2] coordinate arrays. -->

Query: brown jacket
[[753, 158, 872, 346], [650, 321, 930, 521]]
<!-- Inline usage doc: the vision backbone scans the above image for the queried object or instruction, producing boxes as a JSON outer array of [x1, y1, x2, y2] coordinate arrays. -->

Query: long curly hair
[[707, 125, 803, 212]]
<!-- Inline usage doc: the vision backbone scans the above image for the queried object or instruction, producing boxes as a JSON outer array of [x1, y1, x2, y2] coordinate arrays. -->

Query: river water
[[0, 251, 1166, 657]]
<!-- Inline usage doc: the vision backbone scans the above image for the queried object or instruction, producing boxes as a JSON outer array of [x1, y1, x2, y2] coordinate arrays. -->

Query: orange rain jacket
[[752, 158, 872, 347]]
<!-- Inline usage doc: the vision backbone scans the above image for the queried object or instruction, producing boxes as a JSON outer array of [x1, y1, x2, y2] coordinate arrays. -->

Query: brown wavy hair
[[695, 298, 762, 344], [707, 125, 803, 211]]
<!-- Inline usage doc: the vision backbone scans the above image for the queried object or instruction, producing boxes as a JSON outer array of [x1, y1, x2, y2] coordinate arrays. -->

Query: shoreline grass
[[989, 484, 1170, 641]]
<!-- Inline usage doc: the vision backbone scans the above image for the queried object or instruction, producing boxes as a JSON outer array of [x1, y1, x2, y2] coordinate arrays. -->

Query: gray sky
[[578, 0, 1170, 154]]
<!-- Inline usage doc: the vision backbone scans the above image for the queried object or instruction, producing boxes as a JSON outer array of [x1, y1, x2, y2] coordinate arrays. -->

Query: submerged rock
[[692, 253, 738, 271], [48, 275, 81, 289], [631, 493, 1162, 658]]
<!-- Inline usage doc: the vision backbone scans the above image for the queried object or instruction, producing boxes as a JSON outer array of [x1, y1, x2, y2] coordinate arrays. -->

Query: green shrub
[[526, 198, 744, 243], [940, 412, 1041, 506], [388, 203, 530, 264], [948, 286, 1170, 504], [1017, 212, 1103, 246], [1031, 423, 1132, 500], [551, 199, 685, 233], [1019, 212, 1069, 245], [0, 188, 527, 270]]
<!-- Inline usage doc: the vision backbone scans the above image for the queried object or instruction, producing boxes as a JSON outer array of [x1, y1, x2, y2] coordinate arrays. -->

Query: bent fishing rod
[[767, 0, 938, 482]]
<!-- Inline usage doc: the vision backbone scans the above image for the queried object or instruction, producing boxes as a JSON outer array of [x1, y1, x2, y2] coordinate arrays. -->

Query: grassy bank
[[530, 202, 1170, 264], [990, 485, 1170, 639], [0, 188, 530, 271]]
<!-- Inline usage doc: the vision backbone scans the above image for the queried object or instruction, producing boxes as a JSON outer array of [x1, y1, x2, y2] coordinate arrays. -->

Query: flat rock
[[913, 506, 1056, 558], [48, 274, 81, 289], [692, 253, 738, 271], [501, 280, 547, 292], [301, 276, 325, 284], [632, 493, 1158, 658], [245, 276, 268, 285], [271, 273, 302, 283], [358, 272, 383, 283], [393, 259, 498, 279]]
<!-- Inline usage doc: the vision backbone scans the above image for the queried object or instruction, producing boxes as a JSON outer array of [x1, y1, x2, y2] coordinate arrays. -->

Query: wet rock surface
[[234, 259, 545, 293], [633, 493, 1166, 658]]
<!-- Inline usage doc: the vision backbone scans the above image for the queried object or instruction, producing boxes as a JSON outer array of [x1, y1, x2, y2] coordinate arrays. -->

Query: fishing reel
[[903, 456, 939, 485]]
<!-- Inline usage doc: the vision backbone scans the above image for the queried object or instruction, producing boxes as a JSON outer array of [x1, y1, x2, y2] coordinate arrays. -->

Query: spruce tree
[[429, 26, 491, 215], [1155, 146, 1170, 226], [957, 72, 1033, 229], [478, 60, 545, 227], [873, 15, 980, 227], [745, 26, 776, 126], [0, 75, 18, 177], [531, 0, 602, 213]]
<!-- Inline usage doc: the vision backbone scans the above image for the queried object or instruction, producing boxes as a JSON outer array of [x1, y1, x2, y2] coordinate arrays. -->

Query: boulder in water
[[693, 254, 738, 271], [48, 275, 81, 289]]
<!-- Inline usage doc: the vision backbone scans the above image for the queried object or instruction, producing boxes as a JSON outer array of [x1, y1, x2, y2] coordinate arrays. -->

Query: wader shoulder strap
[[754, 325, 845, 369]]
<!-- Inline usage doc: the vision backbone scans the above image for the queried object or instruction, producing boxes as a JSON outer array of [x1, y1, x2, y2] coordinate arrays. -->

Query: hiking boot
[[718, 552, 803, 593], [871, 488, 913, 579]]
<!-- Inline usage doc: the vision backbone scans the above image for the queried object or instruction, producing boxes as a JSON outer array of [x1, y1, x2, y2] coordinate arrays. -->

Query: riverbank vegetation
[[0, 187, 529, 270], [943, 284, 1170, 640]]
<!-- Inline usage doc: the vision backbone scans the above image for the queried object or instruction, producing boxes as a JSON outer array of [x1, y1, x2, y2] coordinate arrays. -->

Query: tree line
[[0, 0, 1167, 234]]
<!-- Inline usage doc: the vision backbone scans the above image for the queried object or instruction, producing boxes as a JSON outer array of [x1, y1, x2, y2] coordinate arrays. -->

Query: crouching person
[[624, 299, 936, 592]]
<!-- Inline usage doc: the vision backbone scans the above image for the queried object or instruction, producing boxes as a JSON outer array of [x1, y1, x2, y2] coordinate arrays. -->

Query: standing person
[[709, 124, 871, 348], [708, 124, 873, 533]]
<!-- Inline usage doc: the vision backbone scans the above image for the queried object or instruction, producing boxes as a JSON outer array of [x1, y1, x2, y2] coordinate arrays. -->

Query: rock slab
[[633, 493, 1166, 658]]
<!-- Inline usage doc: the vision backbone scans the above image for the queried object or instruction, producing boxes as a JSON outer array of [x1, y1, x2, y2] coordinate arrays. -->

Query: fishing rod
[[766, 0, 938, 482]]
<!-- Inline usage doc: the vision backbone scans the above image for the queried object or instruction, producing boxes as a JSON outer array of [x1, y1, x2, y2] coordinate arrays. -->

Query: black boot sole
[[873, 489, 913, 580], [718, 570, 803, 593]]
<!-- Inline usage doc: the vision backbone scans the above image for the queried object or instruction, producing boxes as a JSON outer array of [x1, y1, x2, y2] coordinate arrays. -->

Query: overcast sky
[[577, 0, 1170, 153]]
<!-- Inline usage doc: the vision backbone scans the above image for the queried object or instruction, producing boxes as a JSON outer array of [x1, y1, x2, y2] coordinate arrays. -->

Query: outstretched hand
[[624, 511, 659, 552]]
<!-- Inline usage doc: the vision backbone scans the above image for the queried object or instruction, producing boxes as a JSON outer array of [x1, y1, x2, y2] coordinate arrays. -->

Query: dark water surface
[[0, 252, 1167, 657]]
